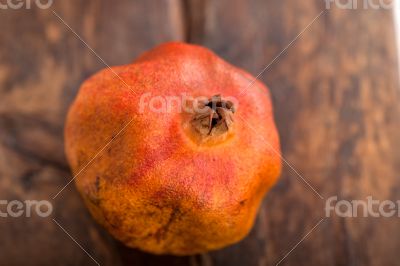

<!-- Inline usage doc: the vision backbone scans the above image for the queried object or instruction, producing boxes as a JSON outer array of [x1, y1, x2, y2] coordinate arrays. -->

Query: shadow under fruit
[[64, 42, 282, 255]]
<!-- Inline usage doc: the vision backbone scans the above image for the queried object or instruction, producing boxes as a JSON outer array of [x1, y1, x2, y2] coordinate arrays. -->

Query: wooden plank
[[0, 1, 184, 265], [188, 1, 400, 265], [1, 0, 400, 265]]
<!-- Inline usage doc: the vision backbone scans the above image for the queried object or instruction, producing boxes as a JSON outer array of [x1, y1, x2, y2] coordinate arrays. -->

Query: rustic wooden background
[[1, 0, 400, 265]]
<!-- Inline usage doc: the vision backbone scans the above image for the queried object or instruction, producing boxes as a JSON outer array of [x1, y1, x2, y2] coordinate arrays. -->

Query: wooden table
[[1, 1, 399, 265]]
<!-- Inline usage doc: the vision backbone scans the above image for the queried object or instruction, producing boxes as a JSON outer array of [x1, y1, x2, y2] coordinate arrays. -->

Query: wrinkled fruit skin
[[65, 42, 282, 255]]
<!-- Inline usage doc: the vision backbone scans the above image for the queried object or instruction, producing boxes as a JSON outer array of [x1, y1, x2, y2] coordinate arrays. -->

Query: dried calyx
[[191, 95, 235, 138]]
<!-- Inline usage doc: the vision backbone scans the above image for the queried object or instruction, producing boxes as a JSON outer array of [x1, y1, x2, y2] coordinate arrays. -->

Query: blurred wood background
[[0, 0, 400, 265]]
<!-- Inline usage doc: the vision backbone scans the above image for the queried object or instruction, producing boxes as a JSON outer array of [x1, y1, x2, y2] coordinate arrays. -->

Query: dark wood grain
[[190, 1, 400, 266], [1, 0, 400, 265], [0, 1, 184, 265]]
